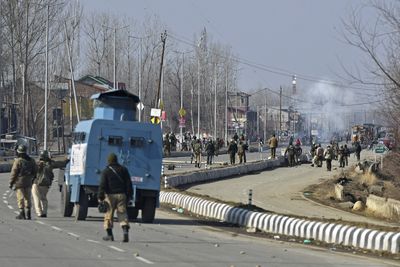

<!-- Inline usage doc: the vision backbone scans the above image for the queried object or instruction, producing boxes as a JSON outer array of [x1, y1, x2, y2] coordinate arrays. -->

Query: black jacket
[[98, 163, 133, 201]]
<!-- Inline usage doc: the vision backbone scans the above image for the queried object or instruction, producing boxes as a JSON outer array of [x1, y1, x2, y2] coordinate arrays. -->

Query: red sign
[[161, 111, 167, 121]]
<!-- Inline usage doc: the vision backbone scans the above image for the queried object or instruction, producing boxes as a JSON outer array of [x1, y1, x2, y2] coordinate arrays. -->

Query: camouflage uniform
[[193, 140, 202, 168], [32, 151, 68, 217], [9, 145, 37, 220]]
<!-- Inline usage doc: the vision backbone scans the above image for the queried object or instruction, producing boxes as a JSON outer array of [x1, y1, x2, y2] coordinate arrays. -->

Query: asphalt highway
[[0, 172, 398, 266]]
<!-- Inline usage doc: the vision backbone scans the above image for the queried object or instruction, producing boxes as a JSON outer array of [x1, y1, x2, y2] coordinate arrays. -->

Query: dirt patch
[[304, 151, 400, 224]]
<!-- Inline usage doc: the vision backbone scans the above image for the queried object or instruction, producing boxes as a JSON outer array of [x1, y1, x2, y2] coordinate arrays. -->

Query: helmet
[[39, 150, 50, 160], [98, 201, 109, 213], [16, 144, 27, 154]]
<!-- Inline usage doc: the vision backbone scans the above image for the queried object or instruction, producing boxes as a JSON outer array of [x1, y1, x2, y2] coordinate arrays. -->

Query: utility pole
[[138, 38, 142, 121], [214, 63, 217, 139], [180, 52, 184, 146], [155, 30, 167, 109], [64, 22, 80, 124], [279, 86, 282, 137], [197, 53, 201, 138], [113, 27, 116, 89], [44, 4, 49, 150], [256, 106, 259, 138], [225, 68, 228, 143], [264, 95, 267, 144]]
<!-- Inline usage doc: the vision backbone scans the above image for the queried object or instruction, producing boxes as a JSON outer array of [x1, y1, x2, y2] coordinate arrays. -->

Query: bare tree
[[341, 1, 400, 134]]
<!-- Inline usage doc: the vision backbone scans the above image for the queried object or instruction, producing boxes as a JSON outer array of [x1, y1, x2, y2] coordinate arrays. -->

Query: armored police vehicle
[[60, 89, 162, 223]]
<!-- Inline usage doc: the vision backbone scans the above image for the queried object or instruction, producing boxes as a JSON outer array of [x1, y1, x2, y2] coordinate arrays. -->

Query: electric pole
[[279, 86, 282, 136], [155, 30, 167, 108]]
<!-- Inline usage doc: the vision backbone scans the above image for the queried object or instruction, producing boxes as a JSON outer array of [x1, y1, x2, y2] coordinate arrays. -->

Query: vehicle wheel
[[61, 183, 74, 217], [127, 207, 139, 221], [141, 197, 156, 223], [74, 187, 88, 221]]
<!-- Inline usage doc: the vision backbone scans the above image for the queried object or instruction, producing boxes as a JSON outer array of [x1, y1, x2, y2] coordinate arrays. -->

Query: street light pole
[[214, 63, 217, 139], [225, 68, 228, 143], [44, 4, 49, 150], [279, 86, 282, 137], [113, 27, 116, 89], [197, 54, 200, 138], [138, 38, 142, 121], [180, 52, 184, 146]]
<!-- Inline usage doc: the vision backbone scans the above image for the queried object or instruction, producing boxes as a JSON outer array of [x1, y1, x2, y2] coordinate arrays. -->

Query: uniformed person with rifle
[[98, 153, 133, 242], [9, 144, 37, 220], [32, 150, 69, 218]]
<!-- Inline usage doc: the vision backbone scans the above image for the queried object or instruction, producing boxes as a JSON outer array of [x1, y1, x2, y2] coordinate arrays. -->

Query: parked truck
[[60, 89, 162, 223]]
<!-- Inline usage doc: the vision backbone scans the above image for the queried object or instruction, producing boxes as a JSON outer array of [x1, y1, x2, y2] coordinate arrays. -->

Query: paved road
[[186, 149, 400, 228], [0, 173, 397, 266]]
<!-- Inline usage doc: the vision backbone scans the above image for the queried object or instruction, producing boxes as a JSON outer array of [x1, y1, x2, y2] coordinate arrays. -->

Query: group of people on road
[[9, 145, 68, 220], [310, 140, 362, 171], [9, 145, 133, 243], [227, 134, 249, 165]]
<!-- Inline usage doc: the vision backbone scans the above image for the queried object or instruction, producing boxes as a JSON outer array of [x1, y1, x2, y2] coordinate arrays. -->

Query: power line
[[168, 32, 380, 92]]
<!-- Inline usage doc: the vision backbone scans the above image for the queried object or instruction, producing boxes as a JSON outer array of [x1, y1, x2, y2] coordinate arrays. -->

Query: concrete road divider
[[160, 191, 400, 254], [164, 157, 286, 188]]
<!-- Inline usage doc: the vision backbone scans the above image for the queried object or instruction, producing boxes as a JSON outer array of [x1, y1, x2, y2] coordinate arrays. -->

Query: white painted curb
[[160, 191, 400, 254]]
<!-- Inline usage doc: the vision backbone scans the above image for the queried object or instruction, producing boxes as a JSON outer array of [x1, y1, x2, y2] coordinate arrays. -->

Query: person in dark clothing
[[205, 139, 215, 165], [98, 153, 133, 242], [284, 143, 295, 167], [354, 141, 362, 161], [227, 139, 238, 165]]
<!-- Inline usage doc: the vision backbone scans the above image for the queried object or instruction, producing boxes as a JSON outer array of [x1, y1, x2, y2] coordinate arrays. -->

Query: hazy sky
[[83, 0, 369, 93]]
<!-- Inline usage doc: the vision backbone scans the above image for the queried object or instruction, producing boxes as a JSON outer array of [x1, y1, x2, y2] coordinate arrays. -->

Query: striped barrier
[[160, 191, 400, 254], [164, 157, 286, 188]]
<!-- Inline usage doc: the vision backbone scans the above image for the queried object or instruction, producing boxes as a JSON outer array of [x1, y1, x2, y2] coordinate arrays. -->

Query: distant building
[[227, 91, 250, 137]]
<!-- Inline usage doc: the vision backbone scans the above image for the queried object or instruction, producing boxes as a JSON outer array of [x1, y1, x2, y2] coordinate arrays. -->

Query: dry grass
[[359, 172, 378, 186]]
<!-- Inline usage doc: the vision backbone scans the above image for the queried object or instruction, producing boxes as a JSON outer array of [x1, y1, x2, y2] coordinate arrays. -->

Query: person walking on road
[[193, 139, 202, 168], [338, 145, 345, 168], [344, 144, 350, 166], [9, 145, 37, 220], [32, 150, 68, 218], [238, 141, 246, 164], [190, 136, 197, 164], [354, 141, 362, 162], [324, 145, 334, 171], [284, 142, 296, 167], [163, 133, 171, 157], [268, 134, 278, 159], [227, 139, 238, 165], [205, 139, 215, 165], [98, 153, 133, 242], [312, 144, 324, 167]]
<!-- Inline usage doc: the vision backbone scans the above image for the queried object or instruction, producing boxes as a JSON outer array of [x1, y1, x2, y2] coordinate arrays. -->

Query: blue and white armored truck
[[60, 89, 162, 223]]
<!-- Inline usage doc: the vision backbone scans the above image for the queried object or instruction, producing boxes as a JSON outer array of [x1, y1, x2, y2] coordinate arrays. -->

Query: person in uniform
[[268, 134, 278, 159], [190, 136, 197, 164], [163, 133, 171, 156], [344, 144, 350, 166], [9, 144, 37, 220], [32, 150, 68, 218], [227, 139, 238, 165], [193, 139, 202, 168], [284, 142, 295, 167], [324, 145, 334, 171], [238, 141, 247, 164], [338, 145, 345, 168], [205, 139, 215, 165], [98, 153, 133, 242]]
